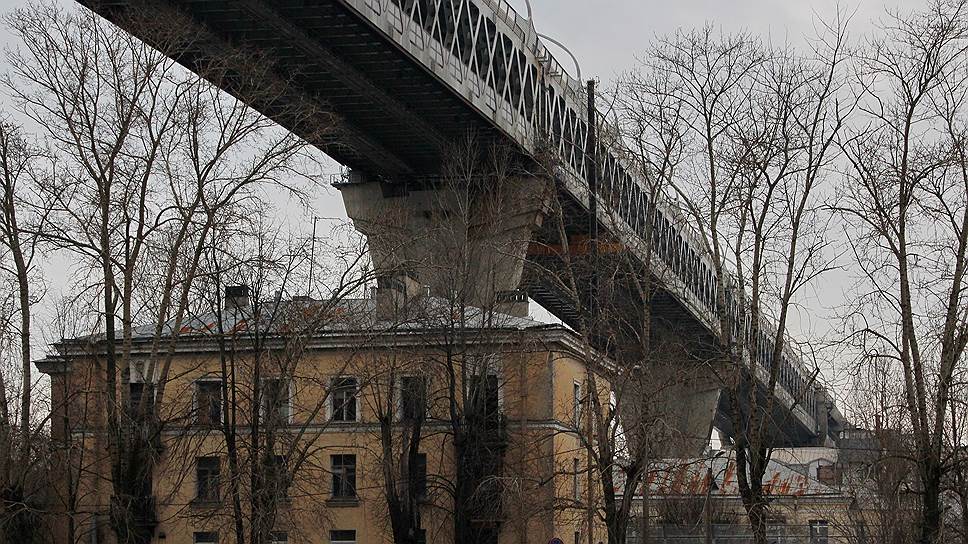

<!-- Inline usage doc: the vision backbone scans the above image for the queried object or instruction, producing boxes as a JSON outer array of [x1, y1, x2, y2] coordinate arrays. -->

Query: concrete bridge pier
[[337, 174, 552, 317], [630, 323, 725, 457]]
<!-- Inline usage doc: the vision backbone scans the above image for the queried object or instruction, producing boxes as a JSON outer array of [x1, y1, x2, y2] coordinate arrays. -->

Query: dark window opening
[[196, 381, 222, 426], [332, 377, 358, 422], [268, 454, 288, 499], [401, 376, 428, 421], [469, 373, 499, 418], [196, 457, 220, 502], [330, 530, 357, 544], [331, 454, 357, 499], [128, 382, 153, 422], [262, 378, 290, 426], [194, 532, 218, 544], [412, 452, 428, 500]]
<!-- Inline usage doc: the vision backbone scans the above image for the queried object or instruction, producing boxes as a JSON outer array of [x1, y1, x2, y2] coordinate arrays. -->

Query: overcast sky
[[0, 0, 930, 404]]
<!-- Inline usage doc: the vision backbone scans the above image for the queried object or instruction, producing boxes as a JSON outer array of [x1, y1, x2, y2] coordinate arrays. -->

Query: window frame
[[809, 519, 829, 544], [572, 457, 581, 502], [261, 377, 292, 426], [330, 530, 357, 544], [194, 531, 218, 544], [412, 452, 428, 501], [329, 375, 359, 423], [194, 378, 223, 427], [330, 454, 358, 499], [268, 454, 289, 499], [572, 381, 582, 428], [399, 375, 429, 421], [469, 372, 502, 418], [127, 381, 154, 422], [195, 456, 221, 503]]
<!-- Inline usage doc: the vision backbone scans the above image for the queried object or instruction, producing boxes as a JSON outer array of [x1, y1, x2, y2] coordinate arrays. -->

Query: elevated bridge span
[[77, 0, 844, 449]]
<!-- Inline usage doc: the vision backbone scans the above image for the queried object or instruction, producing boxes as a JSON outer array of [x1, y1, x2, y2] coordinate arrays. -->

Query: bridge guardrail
[[344, 0, 837, 435]]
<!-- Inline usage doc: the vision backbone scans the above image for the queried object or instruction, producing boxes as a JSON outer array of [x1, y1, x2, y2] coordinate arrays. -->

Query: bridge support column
[[634, 325, 725, 457], [641, 363, 723, 457], [338, 174, 552, 316]]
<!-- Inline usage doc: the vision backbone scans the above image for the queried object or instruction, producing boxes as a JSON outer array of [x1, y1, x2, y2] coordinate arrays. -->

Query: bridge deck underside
[[81, 0, 829, 447], [90, 0, 510, 177], [524, 208, 819, 447]]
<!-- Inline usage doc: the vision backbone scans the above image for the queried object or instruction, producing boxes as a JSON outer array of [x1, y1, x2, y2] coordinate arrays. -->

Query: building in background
[[626, 451, 851, 543]]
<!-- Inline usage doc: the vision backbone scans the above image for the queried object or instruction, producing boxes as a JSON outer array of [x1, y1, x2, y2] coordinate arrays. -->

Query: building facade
[[37, 286, 608, 544]]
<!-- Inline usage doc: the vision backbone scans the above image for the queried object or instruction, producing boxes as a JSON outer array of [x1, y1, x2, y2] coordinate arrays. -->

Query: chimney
[[372, 270, 424, 318], [225, 285, 250, 311], [495, 289, 528, 318]]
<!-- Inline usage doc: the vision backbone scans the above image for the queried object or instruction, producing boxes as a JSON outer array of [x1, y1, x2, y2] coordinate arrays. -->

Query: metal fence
[[626, 524, 830, 544]]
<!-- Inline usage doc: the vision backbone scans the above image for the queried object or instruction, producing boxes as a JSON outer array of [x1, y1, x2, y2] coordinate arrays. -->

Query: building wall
[[43, 332, 606, 544]]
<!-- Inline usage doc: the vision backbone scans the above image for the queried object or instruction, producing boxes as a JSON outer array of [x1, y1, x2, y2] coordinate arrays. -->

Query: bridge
[[78, 0, 845, 451]]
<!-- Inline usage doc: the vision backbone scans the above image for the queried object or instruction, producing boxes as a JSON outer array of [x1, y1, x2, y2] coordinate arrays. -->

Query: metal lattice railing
[[344, 0, 829, 430]]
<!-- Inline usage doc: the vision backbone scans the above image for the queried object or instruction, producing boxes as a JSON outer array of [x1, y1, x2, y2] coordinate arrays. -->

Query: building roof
[[623, 450, 842, 499], [47, 293, 585, 357], [123, 295, 546, 339]]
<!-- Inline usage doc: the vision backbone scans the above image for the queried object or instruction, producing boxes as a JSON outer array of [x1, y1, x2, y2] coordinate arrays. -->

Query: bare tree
[[838, 1, 968, 541], [173, 219, 376, 544], [347, 137, 559, 544], [4, 3, 326, 542], [0, 119, 52, 543], [835, 355, 921, 544], [634, 19, 849, 544]]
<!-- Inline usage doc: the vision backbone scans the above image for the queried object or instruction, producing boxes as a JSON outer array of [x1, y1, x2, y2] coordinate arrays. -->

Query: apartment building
[[37, 284, 608, 544]]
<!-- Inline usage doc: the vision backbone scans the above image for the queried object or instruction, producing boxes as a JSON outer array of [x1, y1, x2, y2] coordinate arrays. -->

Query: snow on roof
[[616, 450, 841, 499], [67, 294, 552, 345], [644, 453, 840, 497]]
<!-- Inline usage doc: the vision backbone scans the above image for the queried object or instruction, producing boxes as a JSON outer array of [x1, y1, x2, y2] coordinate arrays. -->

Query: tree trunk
[[920, 460, 943, 544]]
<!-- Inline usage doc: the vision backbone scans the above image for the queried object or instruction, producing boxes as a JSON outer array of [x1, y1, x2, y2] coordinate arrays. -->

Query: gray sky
[[0, 0, 928, 405]]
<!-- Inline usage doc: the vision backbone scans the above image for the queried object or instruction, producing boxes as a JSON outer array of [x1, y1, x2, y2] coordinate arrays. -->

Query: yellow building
[[37, 284, 608, 544]]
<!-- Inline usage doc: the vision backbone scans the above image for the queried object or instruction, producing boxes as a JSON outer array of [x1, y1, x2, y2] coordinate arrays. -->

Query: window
[[411, 452, 428, 500], [196, 457, 220, 502], [331, 454, 357, 499], [572, 458, 581, 502], [128, 382, 153, 422], [269, 532, 288, 544], [469, 373, 499, 418], [573, 531, 580, 544], [331, 377, 358, 422], [268, 455, 289, 498], [330, 529, 357, 544], [195, 381, 222, 426], [194, 532, 218, 544], [809, 520, 829, 544], [572, 382, 582, 427], [401, 376, 428, 421], [262, 378, 290, 426]]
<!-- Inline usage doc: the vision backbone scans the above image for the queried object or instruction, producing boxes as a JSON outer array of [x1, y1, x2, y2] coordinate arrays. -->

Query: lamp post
[[704, 452, 725, 544], [704, 466, 718, 544]]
